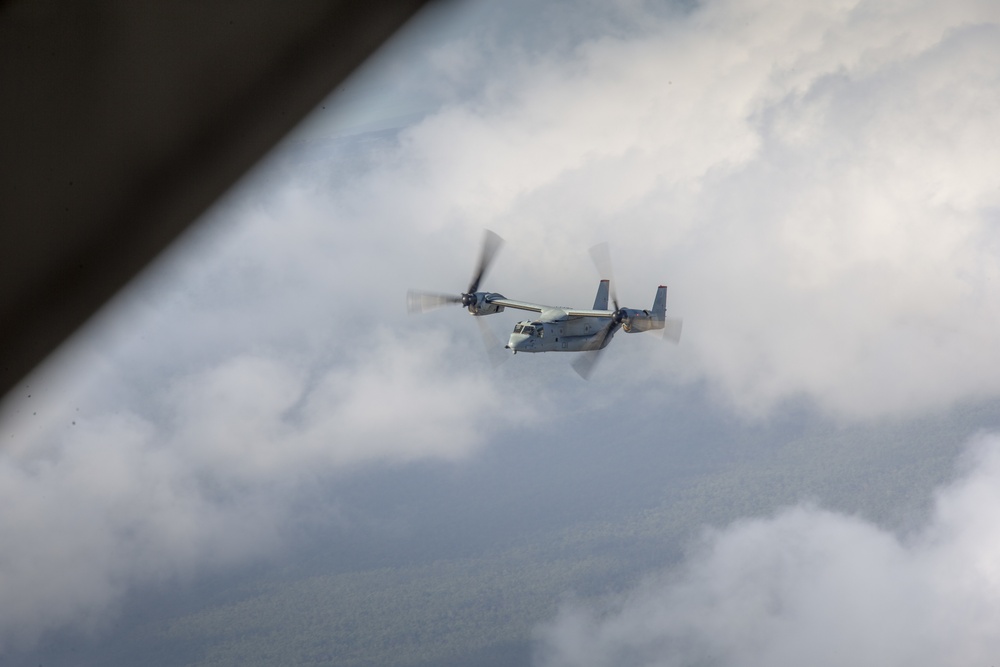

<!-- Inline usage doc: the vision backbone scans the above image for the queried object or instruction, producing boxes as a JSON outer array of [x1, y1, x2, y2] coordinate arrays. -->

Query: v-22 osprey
[[407, 230, 682, 378]]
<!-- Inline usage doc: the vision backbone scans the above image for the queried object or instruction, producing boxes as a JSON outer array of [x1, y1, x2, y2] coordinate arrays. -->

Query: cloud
[[165, 329, 522, 478], [534, 434, 1000, 667], [0, 326, 530, 650], [326, 0, 1000, 418]]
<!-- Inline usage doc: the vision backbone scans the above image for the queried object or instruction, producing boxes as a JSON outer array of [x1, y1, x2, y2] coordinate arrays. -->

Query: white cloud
[[535, 434, 1000, 667], [352, 0, 1000, 418], [166, 329, 524, 478], [0, 325, 530, 650]]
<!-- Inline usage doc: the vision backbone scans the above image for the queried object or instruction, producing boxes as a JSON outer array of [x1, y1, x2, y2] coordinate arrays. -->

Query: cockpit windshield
[[513, 324, 539, 337]]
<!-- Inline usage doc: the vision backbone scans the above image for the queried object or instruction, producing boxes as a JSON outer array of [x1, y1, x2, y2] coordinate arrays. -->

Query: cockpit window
[[514, 324, 542, 337]]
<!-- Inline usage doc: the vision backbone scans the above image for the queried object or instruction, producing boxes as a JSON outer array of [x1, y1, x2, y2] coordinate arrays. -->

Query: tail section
[[593, 280, 610, 310], [614, 285, 682, 341], [654, 285, 683, 343], [651, 286, 667, 323]]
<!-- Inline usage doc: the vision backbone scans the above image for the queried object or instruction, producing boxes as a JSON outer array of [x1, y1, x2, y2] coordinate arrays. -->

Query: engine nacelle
[[621, 308, 664, 333], [467, 292, 506, 316]]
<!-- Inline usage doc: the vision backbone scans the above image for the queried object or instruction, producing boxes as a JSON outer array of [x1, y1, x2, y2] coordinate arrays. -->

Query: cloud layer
[[0, 324, 530, 649], [535, 434, 1000, 667], [338, 0, 1000, 417]]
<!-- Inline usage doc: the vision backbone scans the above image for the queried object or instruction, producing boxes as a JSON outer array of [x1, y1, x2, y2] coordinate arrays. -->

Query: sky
[[2, 0, 1000, 662]]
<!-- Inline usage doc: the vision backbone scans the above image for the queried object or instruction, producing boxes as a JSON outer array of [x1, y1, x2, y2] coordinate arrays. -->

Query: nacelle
[[468, 292, 506, 316], [621, 308, 664, 333]]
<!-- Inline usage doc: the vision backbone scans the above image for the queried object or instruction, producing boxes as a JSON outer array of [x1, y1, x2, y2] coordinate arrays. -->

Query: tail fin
[[651, 285, 667, 322], [654, 285, 683, 343], [620, 286, 678, 337], [593, 280, 610, 310]]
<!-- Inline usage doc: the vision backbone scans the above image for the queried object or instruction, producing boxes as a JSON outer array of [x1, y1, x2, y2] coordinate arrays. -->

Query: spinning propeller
[[406, 229, 504, 314], [571, 243, 623, 378], [571, 243, 682, 379], [407, 230, 509, 367]]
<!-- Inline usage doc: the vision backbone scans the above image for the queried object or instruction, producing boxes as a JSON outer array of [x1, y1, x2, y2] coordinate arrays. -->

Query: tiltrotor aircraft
[[407, 230, 682, 378]]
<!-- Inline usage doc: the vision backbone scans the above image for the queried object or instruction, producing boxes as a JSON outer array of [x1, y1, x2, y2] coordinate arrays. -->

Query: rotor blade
[[571, 319, 616, 379], [467, 229, 504, 294], [475, 316, 511, 367], [662, 317, 683, 344], [571, 350, 602, 380], [407, 289, 462, 314], [589, 242, 619, 310]]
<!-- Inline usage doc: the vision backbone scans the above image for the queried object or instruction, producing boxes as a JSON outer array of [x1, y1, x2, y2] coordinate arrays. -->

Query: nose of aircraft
[[506, 332, 526, 351]]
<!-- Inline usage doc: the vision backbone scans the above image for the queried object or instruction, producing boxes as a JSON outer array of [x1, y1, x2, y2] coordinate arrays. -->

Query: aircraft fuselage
[[505, 310, 618, 353]]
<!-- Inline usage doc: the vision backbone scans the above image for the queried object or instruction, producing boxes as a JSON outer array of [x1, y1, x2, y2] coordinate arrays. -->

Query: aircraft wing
[[488, 296, 615, 319], [487, 297, 546, 313], [563, 308, 616, 318]]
